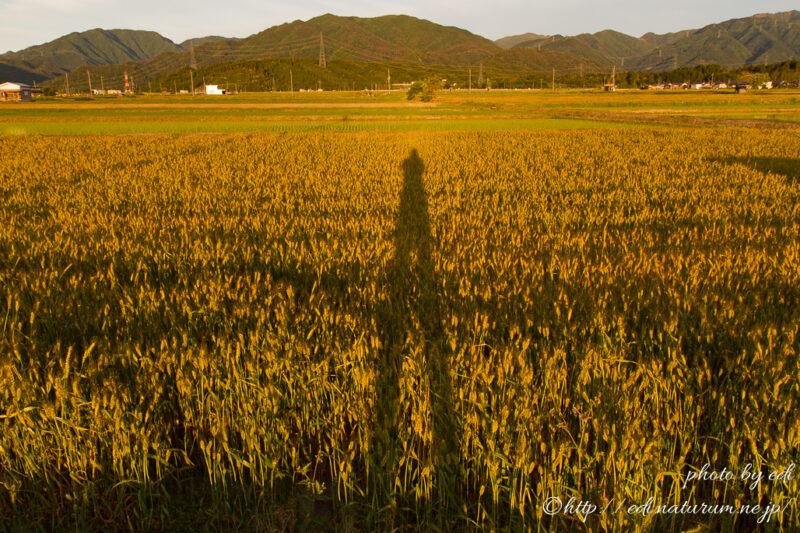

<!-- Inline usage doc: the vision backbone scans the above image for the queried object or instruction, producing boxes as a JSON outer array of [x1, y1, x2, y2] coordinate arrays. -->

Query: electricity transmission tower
[[319, 33, 326, 68]]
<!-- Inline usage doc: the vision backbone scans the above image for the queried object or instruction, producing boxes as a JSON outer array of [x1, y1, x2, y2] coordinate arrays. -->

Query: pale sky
[[1, 0, 797, 53]]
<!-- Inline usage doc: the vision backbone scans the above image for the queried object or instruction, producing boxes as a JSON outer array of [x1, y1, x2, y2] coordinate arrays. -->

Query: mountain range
[[1, 11, 797, 87], [514, 11, 800, 71]]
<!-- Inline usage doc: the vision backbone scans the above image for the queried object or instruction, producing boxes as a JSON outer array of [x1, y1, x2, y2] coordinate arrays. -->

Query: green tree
[[407, 77, 441, 101], [420, 77, 441, 102], [745, 72, 770, 89], [406, 81, 423, 100]]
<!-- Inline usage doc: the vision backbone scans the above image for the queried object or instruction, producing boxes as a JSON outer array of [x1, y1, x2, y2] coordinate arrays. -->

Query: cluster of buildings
[[160, 86, 231, 95], [647, 79, 799, 91], [0, 80, 238, 99], [647, 81, 731, 90]]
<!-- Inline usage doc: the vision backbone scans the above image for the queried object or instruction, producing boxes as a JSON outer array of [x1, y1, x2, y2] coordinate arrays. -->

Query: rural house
[[205, 85, 226, 95], [0, 82, 40, 102]]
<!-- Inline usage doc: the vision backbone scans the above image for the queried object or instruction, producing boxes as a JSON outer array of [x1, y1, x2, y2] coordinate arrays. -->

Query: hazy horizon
[[1, 1, 798, 54]]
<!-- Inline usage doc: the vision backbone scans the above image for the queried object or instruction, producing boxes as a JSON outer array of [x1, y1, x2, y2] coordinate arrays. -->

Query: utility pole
[[469, 67, 472, 91], [478, 62, 484, 85], [612, 65, 616, 87], [100, 75, 104, 92], [148, 81, 152, 94], [187, 41, 195, 94], [552, 67, 555, 91], [290, 69, 293, 92], [190, 40, 197, 70], [387, 67, 391, 90], [318, 33, 326, 68], [87, 71, 92, 94], [65, 72, 70, 95]]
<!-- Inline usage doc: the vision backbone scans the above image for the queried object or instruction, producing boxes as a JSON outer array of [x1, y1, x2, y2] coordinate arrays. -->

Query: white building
[[0, 81, 39, 101], [205, 85, 226, 95]]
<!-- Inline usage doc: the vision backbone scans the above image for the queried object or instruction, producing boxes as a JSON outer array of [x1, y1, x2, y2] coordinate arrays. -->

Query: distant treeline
[[57, 57, 800, 94], [154, 59, 467, 93], [151, 58, 621, 92], [615, 60, 800, 87], [156, 58, 800, 92]]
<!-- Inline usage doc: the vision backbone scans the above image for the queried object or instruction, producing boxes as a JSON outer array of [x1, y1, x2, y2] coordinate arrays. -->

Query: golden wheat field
[[1, 126, 799, 531]]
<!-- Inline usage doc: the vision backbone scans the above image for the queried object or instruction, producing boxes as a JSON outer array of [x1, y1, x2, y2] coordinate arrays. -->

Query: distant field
[[1, 89, 799, 134]]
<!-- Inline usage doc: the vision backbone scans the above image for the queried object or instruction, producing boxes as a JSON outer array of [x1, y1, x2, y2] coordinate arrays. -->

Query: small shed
[[731, 82, 749, 94], [205, 85, 226, 95], [0, 82, 40, 102]]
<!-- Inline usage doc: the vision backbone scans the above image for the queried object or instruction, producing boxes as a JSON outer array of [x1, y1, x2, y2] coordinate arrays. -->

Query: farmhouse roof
[[1, 82, 30, 91], [0, 81, 41, 92]]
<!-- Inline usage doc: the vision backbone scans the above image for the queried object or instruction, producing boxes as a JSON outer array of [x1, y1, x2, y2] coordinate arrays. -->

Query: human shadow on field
[[371, 149, 459, 516], [713, 156, 799, 182]]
